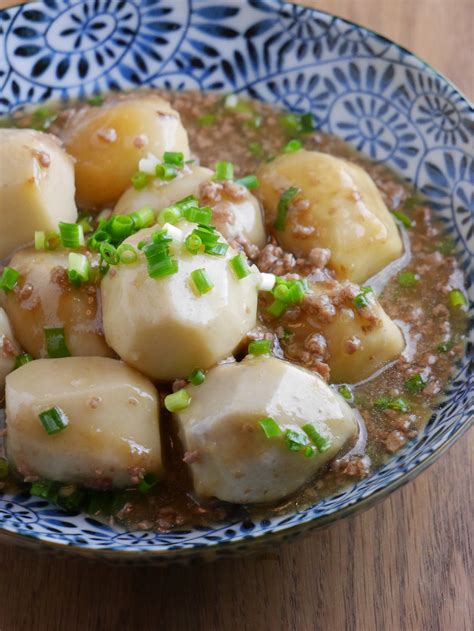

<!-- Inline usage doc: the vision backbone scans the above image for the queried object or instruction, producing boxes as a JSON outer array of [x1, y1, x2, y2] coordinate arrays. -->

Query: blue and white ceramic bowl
[[0, 0, 472, 563]]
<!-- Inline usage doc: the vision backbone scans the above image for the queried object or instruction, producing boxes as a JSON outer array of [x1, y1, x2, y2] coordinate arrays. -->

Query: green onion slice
[[259, 417, 282, 439], [35, 231, 46, 250], [392, 209, 412, 228], [130, 206, 155, 229], [38, 406, 69, 435], [14, 352, 33, 370], [404, 373, 427, 393], [59, 222, 85, 249], [274, 186, 299, 230], [353, 286, 373, 309], [138, 473, 158, 493], [0, 267, 20, 292], [131, 171, 151, 190], [191, 268, 214, 295], [284, 428, 311, 452], [214, 160, 234, 181], [183, 206, 213, 225], [282, 139, 302, 153], [164, 389, 191, 412], [45, 327, 70, 358], [398, 271, 417, 288], [230, 252, 251, 279], [188, 368, 205, 386], [248, 339, 272, 356], [235, 175, 259, 190], [68, 252, 90, 286], [448, 288, 467, 308], [302, 423, 331, 452]]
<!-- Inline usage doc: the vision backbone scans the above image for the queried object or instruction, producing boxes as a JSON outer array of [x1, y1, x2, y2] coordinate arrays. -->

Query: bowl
[[0, 0, 472, 563]]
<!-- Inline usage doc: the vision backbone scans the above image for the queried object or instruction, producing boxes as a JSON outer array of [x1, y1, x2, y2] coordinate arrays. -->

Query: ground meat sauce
[[0, 91, 468, 531]]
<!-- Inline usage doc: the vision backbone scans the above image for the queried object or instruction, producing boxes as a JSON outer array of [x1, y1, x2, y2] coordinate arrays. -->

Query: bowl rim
[[0, 0, 472, 560]]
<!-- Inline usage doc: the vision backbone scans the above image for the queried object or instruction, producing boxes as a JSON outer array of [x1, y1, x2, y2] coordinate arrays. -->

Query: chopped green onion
[[30, 479, 58, 500], [436, 238, 456, 255], [183, 206, 213, 225], [403, 196, 423, 210], [248, 339, 272, 356], [99, 242, 119, 266], [374, 396, 410, 413], [274, 186, 299, 230], [259, 417, 282, 439], [437, 340, 454, 353], [205, 242, 229, 256], [392, 209, 413, 228], [214, 161, 234, 181], [35, 231, 46, 250], [87, 229, 111, 251], [353, 286, 373, 309], [282, 139, 302, 153], [284, 428, 310, 452], [155, 163, 178, 180], [117, 243, 138, 264], [235, 175, 259, 190], [448, 288, 467, 309], [246, 115, 263, 129], [405, 373, 427, 393], [158, 206, 182, 225], [58, 486, 87, 512], [30, 106, 57, 131], [0, 267, 20, 292], [280, 112, 314, 135], [68, 252, 90, 286], [338, 385, 353, 401], [138, 473, 158, 493], [130, 206, 155, 229], [131, 171, 151, 190], [0, 458, 8, 479], [304, 446, 316, 457], [77, 214, 93, 234], [300, 113, 314, 132], [224, 94, 252, 112], [87, 94, 104, 106], [302, 423, 331, 452], [109, 215, 134, 241], [59, 222, 85, 248], [398, 271, 417, 288], [230, 252, 251, 279], [184, 233, 202, 254], [144, 237, 178, 279], [267, 299, 287, 318], [45, 327, 70, 358], [163, 151, 184, 168], [197, 113, 217, 126], [190, 268, 214, 295], [249, 142, 264, 157], [176, 195, 199, 211], [164, 389, 191, 412], [192, 224, 219, 245], [38, 406, 69, 435], [14, 352, 33, 369], [188, 368, 205, 386]]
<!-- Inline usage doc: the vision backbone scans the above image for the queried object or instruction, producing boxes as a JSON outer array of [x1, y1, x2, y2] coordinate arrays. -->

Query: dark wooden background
[[0, 1, 472, 629]]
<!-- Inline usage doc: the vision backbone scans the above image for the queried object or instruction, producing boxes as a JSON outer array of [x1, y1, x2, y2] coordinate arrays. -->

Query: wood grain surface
[[0, 1, 472, 630]]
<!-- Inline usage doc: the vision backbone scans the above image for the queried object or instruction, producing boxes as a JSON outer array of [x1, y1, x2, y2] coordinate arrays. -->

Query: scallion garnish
[[191, 268, 214, 295], [267, 299, 287, 317], [374, 396, 409, 413], [353, 286, 373, 309], [0, 267, 20, 292], [235, 175, 259, 190], [59, 222, 85, 248], [302, 424, 331, 452], [214, 160, 234, 181], [405, 373, 427, 393], [338, 385, 353, 401], [38, 406, 69, 435], [157, 206, 181, 225], [205, 242, 229, 257], [188, 368, 205, 386], [448, 288, 467, 308], [164, 389, 191, 412], [437, 340, 454, 353], [109, 215, 135, 241], [163, 151, 184, 168], [68, 252, 90, 286], [282, 139, 302, 153], [45, 327, 70, 358], [284, 428, 311, 452], [155, 163, 177, 180], [184, 233, 202, 254], [100, 242, 119, 266], [87, 94, 104, 106], [392, 209, 413, 228], [30, 479, 58, 500], [176, 195, 199, 211], [14, 352, 33, 370], [31, 106, 57, 131], [230, 252, 251, 280], [77, 214, 94, 234], [130, 206, 155, 230], [197, 113, 217, 126], [183, 206, 213, 225], [249, 142, 264, 157], [117, 243, 138, 264], [266, 277, 307, 318], [138, 473, 158, 493], [143, 231, 178, 279], [259, 417, 282, 439], [248, 339, 272, 356], [35, 231, 46, 250], [0, 458, 8, 480], [280, 112, 314, 135], [131, 171, 151, 190], [274, 186, 299, 230], [398, 271, 417, 288]]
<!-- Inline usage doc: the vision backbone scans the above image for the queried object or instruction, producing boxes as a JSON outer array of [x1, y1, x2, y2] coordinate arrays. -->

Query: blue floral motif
[[0, 0, 472, 560]]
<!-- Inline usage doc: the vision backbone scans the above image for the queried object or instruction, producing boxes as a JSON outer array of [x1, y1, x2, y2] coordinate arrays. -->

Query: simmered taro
[[0, 91, 467, 531]]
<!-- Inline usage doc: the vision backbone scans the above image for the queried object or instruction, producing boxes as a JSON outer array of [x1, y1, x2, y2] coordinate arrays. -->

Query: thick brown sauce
[[0, 91, 468, 531]]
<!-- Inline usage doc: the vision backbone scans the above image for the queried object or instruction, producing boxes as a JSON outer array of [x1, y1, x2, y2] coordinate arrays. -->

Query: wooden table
[[0, 1, 472, 629]]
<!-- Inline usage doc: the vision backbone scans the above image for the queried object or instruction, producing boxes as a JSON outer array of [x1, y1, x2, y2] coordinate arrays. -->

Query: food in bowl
[[0, 91, 468, 531]]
